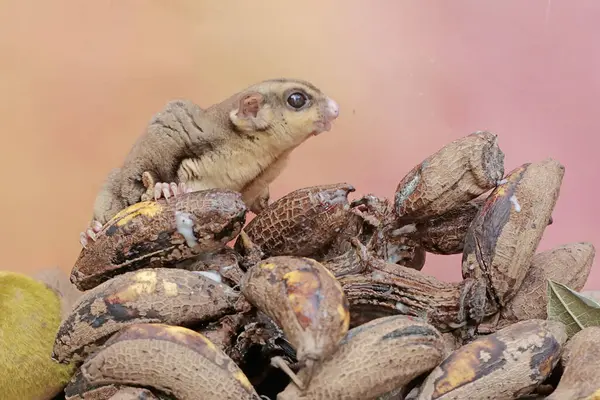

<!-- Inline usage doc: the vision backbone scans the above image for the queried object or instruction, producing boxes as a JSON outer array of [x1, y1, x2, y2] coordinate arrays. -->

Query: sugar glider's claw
[[153, 181, 193, 202], [79, 232, 88, 248], [92, 220, 102, 231], [79, 220, 103, 248]]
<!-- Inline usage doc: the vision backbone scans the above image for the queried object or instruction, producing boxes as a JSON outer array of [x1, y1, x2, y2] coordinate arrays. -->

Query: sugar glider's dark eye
[[287, 92, 308, 109]]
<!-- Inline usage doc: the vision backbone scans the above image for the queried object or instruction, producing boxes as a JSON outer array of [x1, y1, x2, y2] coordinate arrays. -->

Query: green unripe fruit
[[0, 271, 76, 400]]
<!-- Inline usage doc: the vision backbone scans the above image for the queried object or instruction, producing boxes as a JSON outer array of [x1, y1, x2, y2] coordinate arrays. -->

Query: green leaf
[[547, 279, 600, 338]]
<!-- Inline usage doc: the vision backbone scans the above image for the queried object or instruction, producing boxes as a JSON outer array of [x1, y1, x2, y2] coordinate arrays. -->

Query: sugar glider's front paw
[[79, 220, 103, 248], [150, 182, 193, 202], [140, 171, 192, 202]]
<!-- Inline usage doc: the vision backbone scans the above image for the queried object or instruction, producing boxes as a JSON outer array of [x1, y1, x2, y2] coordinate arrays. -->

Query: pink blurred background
[[1, 1, 598, 288]]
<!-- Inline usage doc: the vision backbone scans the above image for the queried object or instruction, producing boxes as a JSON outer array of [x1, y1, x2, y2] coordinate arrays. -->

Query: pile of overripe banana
[[50, 132, 598, 399]]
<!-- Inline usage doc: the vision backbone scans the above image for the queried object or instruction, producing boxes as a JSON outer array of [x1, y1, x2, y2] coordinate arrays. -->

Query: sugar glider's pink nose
[[326, 98, 339, 119]]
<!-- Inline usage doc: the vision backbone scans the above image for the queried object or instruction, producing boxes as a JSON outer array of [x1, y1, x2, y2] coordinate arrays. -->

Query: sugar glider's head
[[228, 78, 339, 142]]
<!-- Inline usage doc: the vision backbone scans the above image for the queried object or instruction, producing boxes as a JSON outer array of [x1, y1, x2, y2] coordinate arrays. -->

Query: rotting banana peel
[[52, 268, 247, 364], [80, 323, 262, 400], [0, 271, 76, 400], [240, 255, 350, 389], [277, 315, 446, 400], [480, 242, 595, 333], [462, 158, 564, 310], [64, 368, 169, 400], [547, 326, 600, 400], [234, 183, 356, 259], [417, 319, 567, 400], [70, 188, 248, 291], [394, 130, 505, 223]]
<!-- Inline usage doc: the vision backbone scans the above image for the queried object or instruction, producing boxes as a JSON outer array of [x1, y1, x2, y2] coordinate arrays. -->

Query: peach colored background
[[1, 1, 598, 288]]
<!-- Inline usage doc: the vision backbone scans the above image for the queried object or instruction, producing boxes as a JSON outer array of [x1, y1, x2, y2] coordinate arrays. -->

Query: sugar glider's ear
[[229, 92, 274, 132]]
